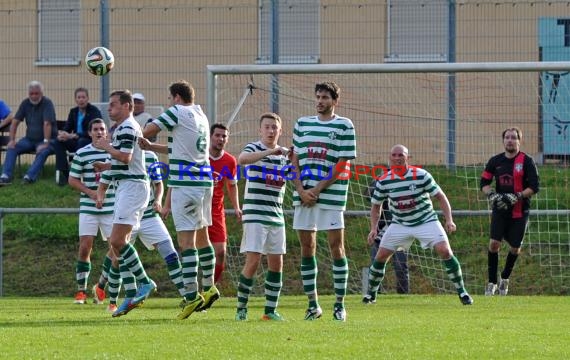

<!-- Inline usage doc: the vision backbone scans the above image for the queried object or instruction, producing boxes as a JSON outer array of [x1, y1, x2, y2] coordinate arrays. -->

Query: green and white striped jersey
[[292, 115, 356, 210], [69, 144, 114, 215], [110, 116, 147, 182], [142, 151, 161, 220], [371, 167, 441, 226], [241, 141, 289, 227], [152, 104, 212, 188]]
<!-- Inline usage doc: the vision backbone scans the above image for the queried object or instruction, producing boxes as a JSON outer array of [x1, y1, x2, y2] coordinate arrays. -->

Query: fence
[[1, 1, 569, 158]]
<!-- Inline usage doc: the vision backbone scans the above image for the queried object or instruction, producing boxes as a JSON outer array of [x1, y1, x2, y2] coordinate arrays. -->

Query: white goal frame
[[206, 61, 570, 219]]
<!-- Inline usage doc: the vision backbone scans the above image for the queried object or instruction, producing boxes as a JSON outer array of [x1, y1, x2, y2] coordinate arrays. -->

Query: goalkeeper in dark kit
[[480, 127, 539, 296]]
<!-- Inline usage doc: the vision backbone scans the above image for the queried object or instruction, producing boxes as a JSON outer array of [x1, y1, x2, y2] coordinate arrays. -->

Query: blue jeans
[[1, 137, 55, 181]]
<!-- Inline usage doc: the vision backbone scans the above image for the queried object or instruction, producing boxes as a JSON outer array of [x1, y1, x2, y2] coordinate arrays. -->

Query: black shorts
[[490, 212, 529, 248]]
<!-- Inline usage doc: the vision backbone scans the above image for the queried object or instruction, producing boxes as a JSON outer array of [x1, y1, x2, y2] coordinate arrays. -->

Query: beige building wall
[[0, 1, 563, 166]]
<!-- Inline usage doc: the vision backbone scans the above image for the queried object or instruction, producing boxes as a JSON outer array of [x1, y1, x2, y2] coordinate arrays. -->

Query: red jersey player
[[209, 123, 242, 283]]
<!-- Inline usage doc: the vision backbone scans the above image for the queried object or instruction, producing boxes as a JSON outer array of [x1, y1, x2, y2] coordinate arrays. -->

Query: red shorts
[[208, 211, 227, 243]]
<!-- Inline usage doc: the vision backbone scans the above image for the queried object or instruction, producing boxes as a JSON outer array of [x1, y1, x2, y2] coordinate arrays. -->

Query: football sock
[[301, 256, 319, 309], [97, 255, 112, 289], [164, 252, 185, 296], [108, 266, 121, 304], [214, 262, 225, 284], [443, 255, 467, 295], [501, 252, 519, 280], [264, 270, 282, 314], [75, 260, 91, 292], [333, 257, 348, 308], [368, 260, 386, 294], [198, 245, 216, 291], [181, 248, 199, 301], [119, 262, 137, 298], [119, 243, 150, 285], [237, 274, 254, 310]]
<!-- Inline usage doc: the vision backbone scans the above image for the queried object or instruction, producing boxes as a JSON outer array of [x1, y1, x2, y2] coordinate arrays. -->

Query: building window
[[385, 0, 448, 63], [257, 0, 320, 64], [36, 0, 81, 66]]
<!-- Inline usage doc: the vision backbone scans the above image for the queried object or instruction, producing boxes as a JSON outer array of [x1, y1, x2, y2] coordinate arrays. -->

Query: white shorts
[[113, 180, 150, 226], [293, 206, 344, 231], [240, 222, 286, 255], [131, 216, 172, 250], [380, 221, 449, 252], [171, 186, 213, 231], [78, 213, 113, 239]]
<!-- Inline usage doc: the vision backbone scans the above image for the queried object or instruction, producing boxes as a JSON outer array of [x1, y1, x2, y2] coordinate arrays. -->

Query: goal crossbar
[[206, 61, 570, 121]]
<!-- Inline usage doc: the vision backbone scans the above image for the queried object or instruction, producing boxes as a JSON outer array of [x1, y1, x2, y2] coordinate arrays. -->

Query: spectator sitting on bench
[[53, 87, 102, 186], [0, 81, 57, 185]]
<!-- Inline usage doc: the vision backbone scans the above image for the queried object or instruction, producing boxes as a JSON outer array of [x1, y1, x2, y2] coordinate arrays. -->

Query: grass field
[[0, 294, 569, 359], [1, 164, 570, 297]]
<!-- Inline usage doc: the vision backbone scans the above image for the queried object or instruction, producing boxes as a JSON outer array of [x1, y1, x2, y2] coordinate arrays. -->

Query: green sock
[[165, 254, 185, 297], [443, 255, 467, 295], [301, 256, 319, 309], [198, 245, 216, 291], [368, 260, 386, 295], [181, 248, 199, 300], [97, 255, 112, 289], [333, 257, 348, 308], [119, 243, 150, 285], [237, 274, 254, 310], [107, 266, 121, 304], [264, 270, 283, 314], [75, 260, 91, 292]]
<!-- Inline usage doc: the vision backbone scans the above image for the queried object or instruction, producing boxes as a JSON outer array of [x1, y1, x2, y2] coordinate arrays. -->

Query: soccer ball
[[85, 46, 114, 76]]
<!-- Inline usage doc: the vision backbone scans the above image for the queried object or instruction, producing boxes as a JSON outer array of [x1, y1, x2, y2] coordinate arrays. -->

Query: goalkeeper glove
[[502, 193, 519, 206], [488, 191, 509, 211], [487, 191, 501, 206]]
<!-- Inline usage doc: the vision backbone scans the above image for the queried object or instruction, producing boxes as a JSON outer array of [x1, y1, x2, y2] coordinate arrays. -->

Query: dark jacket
[[63, 103, 102, 138]]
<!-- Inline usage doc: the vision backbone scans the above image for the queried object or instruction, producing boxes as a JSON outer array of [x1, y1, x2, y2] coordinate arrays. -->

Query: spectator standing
[[133, 93, 153, 129]]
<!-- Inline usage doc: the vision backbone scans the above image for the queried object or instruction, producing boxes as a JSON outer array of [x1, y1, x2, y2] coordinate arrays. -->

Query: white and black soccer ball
[[85, 46, 114, 76]]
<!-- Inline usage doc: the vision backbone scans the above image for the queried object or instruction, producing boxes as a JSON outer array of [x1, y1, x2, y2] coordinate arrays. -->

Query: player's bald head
[[391, 144, 409, 156]]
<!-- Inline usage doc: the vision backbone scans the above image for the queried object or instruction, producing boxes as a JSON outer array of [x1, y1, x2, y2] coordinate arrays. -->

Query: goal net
[[208, 62, 570, 296]]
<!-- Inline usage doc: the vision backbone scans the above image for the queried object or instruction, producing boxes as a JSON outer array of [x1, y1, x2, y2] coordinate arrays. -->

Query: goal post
[[207, 62, 570, 296]]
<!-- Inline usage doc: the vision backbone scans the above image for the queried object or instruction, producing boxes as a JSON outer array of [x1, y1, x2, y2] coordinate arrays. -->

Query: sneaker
[[333, 306, 346, 321], [92, 284, 106, 305], [112, 298, 141, 318], [196, 285, 220, 311], [362, 294, 377, 304], [178, 298, 186, 309], [177, 294, 205, 320], [304, 306, 323, 320], [0, 176, 11, 186], [235, 308, 248, 321], [333, 307, 347, 322], [22, 175, 34, 184], [261, 312, 284, 321], [459, 292, 474, 305], [73, 291, 87, 304], [485, 283, 497, 296], [131, 279, 157, 306], [107, 304, 118, 313], [499, 278, 509, 296]]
